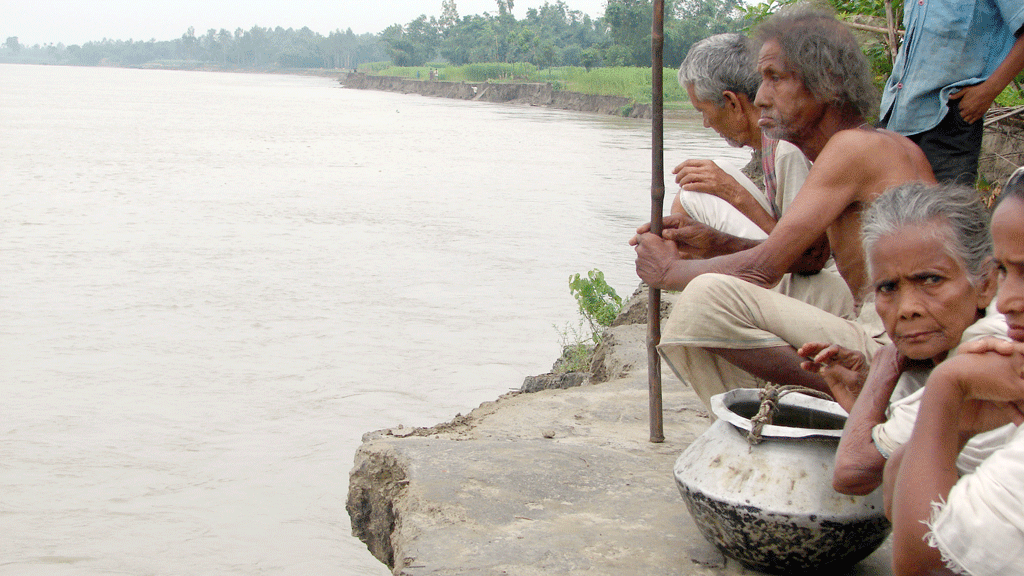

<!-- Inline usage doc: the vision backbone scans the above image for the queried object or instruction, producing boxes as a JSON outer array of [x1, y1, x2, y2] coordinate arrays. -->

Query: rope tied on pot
[[746, 383, 835, 445]]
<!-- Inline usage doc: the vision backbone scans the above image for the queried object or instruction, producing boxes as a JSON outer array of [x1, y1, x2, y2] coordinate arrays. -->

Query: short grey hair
[[678, 33, 759, 106], [862, 182, 992, 286], [755, 4, 878, 120]]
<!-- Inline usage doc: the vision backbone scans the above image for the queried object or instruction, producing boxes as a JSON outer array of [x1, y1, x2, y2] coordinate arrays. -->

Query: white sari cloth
[[872, 312, 1014, 474], [927, 424, 1024, 576]]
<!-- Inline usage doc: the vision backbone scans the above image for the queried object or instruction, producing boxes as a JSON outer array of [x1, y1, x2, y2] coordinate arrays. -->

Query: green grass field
[[360, 62, 690, 109]]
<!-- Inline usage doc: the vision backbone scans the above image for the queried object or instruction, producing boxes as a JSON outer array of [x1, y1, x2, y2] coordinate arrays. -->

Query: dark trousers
[[906, 98, 985, 185]]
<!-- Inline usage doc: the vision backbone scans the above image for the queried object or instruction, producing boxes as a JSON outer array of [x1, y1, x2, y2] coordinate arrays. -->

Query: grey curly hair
[[755, 4, 878, 120], [678, 33, 759, 106], [862, 182, 992, 287]]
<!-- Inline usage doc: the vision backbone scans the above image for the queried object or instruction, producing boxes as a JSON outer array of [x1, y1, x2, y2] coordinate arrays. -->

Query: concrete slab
[[347, 321, 894, 575]]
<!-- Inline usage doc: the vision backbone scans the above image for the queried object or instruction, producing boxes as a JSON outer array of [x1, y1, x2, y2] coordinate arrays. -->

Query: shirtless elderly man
[[672, 32, 853, 324], [632, 7, 935, 407]]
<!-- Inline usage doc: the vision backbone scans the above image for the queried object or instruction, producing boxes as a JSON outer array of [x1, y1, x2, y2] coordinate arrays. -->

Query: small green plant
[[553, 269, 623, 374], [569, 269, 623, 343], [553, 321, 596, 373]]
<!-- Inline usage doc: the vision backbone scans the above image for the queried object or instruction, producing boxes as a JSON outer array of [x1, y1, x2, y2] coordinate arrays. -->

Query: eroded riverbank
[[346, 288, 894, 575], [339, 72, 655, 119]]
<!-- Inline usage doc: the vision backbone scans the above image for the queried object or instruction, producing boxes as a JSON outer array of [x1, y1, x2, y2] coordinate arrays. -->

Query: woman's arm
[[832, 345, 904, 495], [889, 360, 965, 576], [888, 353, 1024, 576]]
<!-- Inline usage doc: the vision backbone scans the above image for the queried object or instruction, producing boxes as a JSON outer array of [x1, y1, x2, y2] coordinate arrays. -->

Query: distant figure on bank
[[671, 33, 853, 323], [631, 5, 935, 409], [884, 167, 1024, 576], [878, 0, 1024, 184], [798, 182, 1010, 497]]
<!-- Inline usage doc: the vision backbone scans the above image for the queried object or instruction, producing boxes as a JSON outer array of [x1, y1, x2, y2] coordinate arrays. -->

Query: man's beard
[[759, 113, 790, 142]]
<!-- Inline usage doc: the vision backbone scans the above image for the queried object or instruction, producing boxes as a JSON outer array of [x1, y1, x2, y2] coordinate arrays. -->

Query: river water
[[0, 64, 749, 575]]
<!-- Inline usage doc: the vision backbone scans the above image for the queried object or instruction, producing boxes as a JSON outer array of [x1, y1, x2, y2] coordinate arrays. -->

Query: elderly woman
[[799, 181, 1004, 496], [884, 168, 1024, 576]]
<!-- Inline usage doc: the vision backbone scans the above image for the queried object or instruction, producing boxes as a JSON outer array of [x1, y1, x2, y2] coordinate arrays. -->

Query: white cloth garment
[[675, 140, 811, 240], [926, 423, 1024, 576], [676, 174, 768, 240], [872, 311, 1014, 474]]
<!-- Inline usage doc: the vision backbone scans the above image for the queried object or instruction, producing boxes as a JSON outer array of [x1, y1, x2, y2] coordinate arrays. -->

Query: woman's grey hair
[[678, 33, 759, 105], [755, 4, 878, 120], [862, 182, 992, 286]]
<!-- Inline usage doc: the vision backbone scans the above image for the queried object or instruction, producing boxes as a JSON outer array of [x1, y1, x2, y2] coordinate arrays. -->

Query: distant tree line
[[383, 0, 745, 69], [0, 0, 745, 72], [0, 26, 385, 70]]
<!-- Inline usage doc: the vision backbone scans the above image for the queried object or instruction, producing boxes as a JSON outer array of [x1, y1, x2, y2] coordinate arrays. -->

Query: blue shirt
[[879, 0, 1024, 135]]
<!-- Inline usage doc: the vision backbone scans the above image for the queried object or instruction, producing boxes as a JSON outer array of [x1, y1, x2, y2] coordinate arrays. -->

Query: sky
[[2, 0, 611, 47]]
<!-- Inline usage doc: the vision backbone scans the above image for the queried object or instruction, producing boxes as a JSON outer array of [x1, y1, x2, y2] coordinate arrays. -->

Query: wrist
[[980, 81, 1001, 100]]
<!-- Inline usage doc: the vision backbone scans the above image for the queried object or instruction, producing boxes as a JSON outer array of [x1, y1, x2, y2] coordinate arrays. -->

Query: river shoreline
[[346, 287, 894, 575], [338, 71, 657, 119]]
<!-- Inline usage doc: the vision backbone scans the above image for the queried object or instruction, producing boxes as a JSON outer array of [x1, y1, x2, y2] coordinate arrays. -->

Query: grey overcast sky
[[2, 0, 610, 47]]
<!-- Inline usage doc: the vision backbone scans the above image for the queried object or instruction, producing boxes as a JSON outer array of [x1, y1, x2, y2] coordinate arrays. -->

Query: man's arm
[[657, 210, 763, 259], [949, 32, 1024, 124], [634, 213, 831, 273], [635, 133, 865, 292]]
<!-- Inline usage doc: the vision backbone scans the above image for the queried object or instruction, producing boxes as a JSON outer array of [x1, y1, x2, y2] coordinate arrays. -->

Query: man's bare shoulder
[[813, 126, 935, 187], [819, 126, 911, 156]]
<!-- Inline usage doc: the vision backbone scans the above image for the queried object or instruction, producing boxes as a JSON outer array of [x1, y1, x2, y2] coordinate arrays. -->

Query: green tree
[[665, 0, 744, 67], [382, 24, 417, 66], [536, 40, 557, 69], [581, 47, 601, 71], [604, 0, 652, 66], [179, 26, 199, 60], [440, 0, 460, 33], [5, 36, 21, 54]]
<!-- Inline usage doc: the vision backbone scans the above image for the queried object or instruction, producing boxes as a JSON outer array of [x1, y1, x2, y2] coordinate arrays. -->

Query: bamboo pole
[[648, 0, 666, 443]]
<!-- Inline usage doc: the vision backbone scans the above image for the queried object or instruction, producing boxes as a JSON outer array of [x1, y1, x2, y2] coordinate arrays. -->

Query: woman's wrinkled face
[[870, 222, 994, 362], [992, 197, 1024, 342]]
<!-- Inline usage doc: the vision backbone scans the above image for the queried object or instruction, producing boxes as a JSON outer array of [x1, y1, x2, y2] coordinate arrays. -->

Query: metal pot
[[674, 389, 890, 574]]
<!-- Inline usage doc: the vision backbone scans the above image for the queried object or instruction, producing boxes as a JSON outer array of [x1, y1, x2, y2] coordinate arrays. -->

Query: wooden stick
[[985, 105, 1024, 126], [883, 0, 899, 63], [844, 20, 904, 37], [648, 0, 666, 443]]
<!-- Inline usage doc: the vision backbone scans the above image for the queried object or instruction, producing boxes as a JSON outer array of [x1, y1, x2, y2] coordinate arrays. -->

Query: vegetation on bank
[[557, 270, 623, 374], [2, 0, 1020, 109], [357, 0, 1024, 108], [0, 0, 745, 92], [3, 0, 1021, 108], [0, 26, 384, 69], [363, 61, 687, 106]]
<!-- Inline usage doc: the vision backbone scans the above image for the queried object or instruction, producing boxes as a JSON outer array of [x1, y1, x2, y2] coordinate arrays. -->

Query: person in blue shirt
[[879, 0, 1024, 184]]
